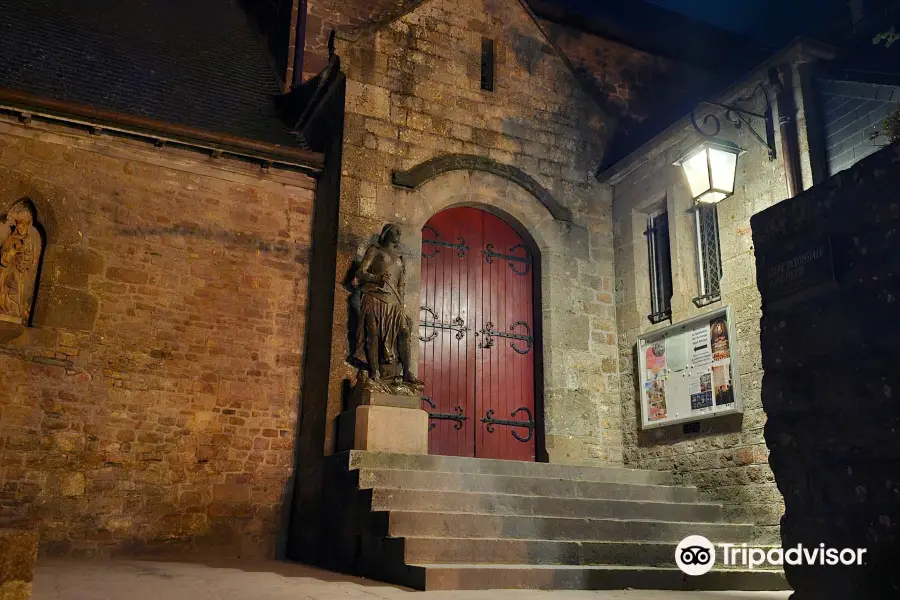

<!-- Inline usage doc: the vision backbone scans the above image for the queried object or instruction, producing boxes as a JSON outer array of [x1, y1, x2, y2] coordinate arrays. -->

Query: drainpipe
[[769, 66, 803, 198], [291, 0, 307, 88]]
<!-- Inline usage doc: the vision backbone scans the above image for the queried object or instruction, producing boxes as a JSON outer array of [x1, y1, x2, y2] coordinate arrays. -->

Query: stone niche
[[752, 145, 900, 600], [0, 199, 44, 342]]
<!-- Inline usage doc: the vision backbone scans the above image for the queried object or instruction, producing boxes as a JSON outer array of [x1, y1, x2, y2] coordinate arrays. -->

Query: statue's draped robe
[[353, 283, 404, 366]]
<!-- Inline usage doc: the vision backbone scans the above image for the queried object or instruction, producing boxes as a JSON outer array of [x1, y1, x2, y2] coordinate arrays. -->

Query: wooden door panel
[[420, 207, 535, 461], [419, 209, 477, 457], [475, 212, 535, 462]]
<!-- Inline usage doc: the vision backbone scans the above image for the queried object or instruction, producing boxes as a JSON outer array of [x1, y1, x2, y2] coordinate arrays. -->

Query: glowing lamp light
[[676, 140, 742, 205]]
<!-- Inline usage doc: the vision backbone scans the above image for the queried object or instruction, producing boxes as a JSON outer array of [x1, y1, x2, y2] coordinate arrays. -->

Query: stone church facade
[[0, 0, 890, 585]]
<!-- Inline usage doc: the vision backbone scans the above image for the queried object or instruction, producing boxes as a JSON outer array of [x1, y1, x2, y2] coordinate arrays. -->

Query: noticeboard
[[637, 305, 743, 430]]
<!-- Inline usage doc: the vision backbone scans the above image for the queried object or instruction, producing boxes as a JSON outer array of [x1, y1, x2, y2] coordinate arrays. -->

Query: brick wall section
[[609, 57, 821, 539], [328, 0, 623, 465], [0, 116, 315, 558], [752, 143, 900, 599], [819, 78, 900, 176]]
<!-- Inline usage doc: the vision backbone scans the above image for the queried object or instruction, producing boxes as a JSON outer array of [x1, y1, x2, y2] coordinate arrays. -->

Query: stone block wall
[[327, 0, 623, 466], [608, 54, 823, 539], [300, 0, 707, 134], [752, 143, 900, 599], [0, 115, 315, 558], [538, 19, 710, 145], [302, 0, 414, 80], [0, 529, 37, 600]]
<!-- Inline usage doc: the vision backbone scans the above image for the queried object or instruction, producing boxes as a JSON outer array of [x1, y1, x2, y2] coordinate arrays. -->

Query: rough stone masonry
[[753, 142, 900, 598]]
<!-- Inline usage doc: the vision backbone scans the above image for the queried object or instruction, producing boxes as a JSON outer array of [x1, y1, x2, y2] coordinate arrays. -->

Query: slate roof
[[0, 0, 306, 150]]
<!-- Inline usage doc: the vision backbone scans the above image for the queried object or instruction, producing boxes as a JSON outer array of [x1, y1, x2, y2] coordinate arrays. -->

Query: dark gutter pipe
[[0, 87, 324, 169], [769, 66, 803, 198], [291, 0, 307, 88]]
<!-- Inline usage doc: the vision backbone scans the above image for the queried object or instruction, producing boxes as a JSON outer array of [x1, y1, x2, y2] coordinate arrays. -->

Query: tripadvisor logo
[[675, 535, 868, 575], [676, 535, 716, 576]]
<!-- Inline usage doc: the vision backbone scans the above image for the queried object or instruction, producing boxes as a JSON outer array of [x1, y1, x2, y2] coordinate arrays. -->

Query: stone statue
[[351, 223, 423, 396], [0, 202, 39, 325]]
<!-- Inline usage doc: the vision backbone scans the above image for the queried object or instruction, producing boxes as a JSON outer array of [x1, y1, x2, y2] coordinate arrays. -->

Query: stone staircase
[[319, 451, 788, 591]]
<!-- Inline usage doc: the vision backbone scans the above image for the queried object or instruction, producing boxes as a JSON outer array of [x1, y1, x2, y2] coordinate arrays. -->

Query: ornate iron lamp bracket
[[690, 83, 776, 161]]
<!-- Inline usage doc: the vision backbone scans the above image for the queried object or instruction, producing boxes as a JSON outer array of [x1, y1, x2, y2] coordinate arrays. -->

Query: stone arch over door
[[394, 167, 574, 463], [324, 159, 616, 467]]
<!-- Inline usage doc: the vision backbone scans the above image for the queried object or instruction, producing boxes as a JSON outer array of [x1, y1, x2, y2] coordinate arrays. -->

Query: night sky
[[645, 0, 850, 45]]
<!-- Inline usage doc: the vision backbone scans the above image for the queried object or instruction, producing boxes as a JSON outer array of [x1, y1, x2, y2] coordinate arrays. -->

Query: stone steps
[[395, 536, 777, 566], [369, 488, 725, 522], [347, 450, 675, 485], [415, 564, 788, 591], [379, 511, 759, 543], [396, 536, 695, 566], [357, 468, 700, 502], [319, 451, 787, 591]]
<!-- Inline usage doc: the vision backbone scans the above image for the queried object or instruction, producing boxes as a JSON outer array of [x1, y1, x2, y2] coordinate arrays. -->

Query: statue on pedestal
[[350, 224, 423, 397]]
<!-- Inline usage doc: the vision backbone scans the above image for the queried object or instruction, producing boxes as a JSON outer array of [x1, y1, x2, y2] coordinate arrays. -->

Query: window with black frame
[[646, 211, 673, 324], [693, 204, 723, 307]]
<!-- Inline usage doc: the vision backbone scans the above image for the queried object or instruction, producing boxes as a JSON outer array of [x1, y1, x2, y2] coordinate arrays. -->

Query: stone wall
[[538, 19, 710, 147], [0, 115, 315, 558], [302, 0, 410, 79], [327, 0, 622, 466], [752, 143, 900, 599], [608, 53, 822, 539], [300, 0, 706, 131]]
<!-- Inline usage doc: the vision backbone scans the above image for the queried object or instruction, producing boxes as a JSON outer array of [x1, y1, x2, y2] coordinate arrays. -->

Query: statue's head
[[5, 202, 33, 233], [379, 223, 401, 247]]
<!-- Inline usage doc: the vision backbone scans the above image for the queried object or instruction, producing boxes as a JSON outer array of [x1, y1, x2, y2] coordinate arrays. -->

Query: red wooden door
[[419, 207, 536, 461]]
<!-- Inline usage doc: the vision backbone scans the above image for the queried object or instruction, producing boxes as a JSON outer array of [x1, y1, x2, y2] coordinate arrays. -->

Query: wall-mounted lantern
[[675, 140, 742, 205], [676, 83, 777, 205]]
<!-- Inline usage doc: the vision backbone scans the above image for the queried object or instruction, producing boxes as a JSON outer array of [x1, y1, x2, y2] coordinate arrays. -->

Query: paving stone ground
[[33, 560, 792, 600]]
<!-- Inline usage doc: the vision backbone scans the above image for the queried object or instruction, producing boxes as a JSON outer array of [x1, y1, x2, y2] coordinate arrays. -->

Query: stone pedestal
[[336, 392, 429, 454], [0, 529, 38, 600], [0, 317, 25, 344]]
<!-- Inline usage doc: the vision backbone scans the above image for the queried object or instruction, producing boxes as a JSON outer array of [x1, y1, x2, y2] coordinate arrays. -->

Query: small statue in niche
[[0, 201, 40, 325], [351, 223, 424, 396]]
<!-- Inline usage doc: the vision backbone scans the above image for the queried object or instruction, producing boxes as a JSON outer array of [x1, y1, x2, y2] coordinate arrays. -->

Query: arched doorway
[[418, 207, 538, 461]]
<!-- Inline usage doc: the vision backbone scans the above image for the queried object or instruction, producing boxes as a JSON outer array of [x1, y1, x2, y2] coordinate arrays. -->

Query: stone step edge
[[370, 489, 726, 513], [366, 486, 728, 525], [410, 563, 785, 574], [357, 468, 699, 492], [347, 451, 673, 480], [394, 535, 782, 546], [381, 509, 757, 528]]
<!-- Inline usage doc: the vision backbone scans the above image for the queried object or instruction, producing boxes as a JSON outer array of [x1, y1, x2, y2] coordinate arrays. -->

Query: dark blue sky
[[646, 0, 849, 45]]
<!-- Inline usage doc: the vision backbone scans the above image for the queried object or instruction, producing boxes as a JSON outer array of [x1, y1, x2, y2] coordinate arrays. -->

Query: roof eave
[[596, 37, 838, 186], [0, 87, 325, 172]]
